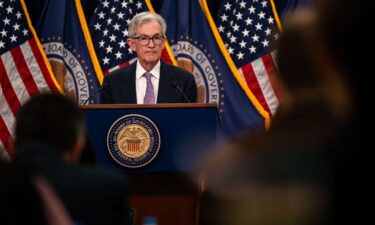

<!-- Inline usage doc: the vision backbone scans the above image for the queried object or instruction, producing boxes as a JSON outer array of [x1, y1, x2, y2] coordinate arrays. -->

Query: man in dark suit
[[13, 92, 132, 225], [101, 11, 197, 104]]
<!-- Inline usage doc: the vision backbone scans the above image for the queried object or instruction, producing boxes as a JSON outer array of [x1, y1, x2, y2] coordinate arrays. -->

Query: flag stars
[[16, 11, 22, 19], [262, 39, 269, 47], [113, 23, 120, 31], [106, 18, 112, 25], [224, 2, 231, 10], [109, 34, 116, 42], [118, 40, 126, 48], [103, 57, 110, 65], [245, 17, 253, 25], [0, 40, 5, 48], [237, 51, 244, 60], [255, 23, 262, 30], [216, 1, 279, 66], [239, 1, 246, 8], [110, 6, 116, 13], [265, 28, 271, 36], [268, 16, 274, 24], [235, 12, 243, 20], [258, 11, 265, 19], [6, 6, 13, 14], [229, 35, 237, 43], [3, 17, 10, 26], [94, 23, 101, 30], [115, 51, 122, 59], [248, 6, 256, 14], [261, 0, 268, 8], [242, 29, 249, 37], [102, 0, 109, 8], [0, 29, 7, 37], [122, 29, 128, 37], [227, 46, 234, 54], [98, 11, 105, 19], [91, 0, 151, 70], [239, 40, 246, 48], [221, 14, 228, 22], [252, 34, 259, 42], [99, 40, 105, 47], [249, 45, 256, 53], [105, 45, 113, 53], [10, 34, 17, 42], [218, 25, 225, 33], [117, 12, 124, 19]]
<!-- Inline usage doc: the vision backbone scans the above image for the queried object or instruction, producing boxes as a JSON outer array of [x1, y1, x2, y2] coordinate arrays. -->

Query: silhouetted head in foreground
[[14, 92, 86, 162]]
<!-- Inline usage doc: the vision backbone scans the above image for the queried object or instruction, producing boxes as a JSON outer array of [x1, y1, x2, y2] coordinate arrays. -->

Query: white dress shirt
[[135, 60, 160, 104]]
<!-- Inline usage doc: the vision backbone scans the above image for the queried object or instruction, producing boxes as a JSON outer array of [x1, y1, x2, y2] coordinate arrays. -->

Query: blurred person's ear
[[64, 134, 86, 163]]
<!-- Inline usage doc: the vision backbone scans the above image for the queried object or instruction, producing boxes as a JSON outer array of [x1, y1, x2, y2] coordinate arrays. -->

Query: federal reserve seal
[[107, 114, 161, 168]]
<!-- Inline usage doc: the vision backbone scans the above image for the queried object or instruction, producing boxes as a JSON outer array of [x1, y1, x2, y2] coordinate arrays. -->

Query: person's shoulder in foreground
[[12, 92, 132, 225]]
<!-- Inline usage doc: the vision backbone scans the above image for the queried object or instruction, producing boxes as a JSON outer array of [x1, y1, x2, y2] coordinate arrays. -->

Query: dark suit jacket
[[14, 144, 131, 225], [100, 61, 198, 104]]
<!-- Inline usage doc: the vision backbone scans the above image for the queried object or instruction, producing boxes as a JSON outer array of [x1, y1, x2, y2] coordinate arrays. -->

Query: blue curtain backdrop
[[24, 0, 311, 26]]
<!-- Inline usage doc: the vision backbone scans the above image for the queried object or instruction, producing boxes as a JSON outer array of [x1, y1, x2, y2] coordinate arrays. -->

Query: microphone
[[82, 83, 108, 105], [172, 81, 191, 103]]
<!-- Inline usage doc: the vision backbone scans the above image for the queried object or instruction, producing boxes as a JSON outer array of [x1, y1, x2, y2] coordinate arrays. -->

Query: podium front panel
[[81, 103, 220, 173]]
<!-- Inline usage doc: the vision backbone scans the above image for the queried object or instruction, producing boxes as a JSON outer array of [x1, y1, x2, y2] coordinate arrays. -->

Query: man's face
[[127, 20, 165, 69]]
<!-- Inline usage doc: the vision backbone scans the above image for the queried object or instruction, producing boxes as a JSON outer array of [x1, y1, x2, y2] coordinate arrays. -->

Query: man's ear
[[68, 135, 86, 162], [127, 38, 136, 51]]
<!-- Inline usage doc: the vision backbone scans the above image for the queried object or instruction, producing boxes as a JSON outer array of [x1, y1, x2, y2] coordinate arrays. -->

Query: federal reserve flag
[[36, 0, 103, 104], [159, 0, 267, 136], [90, 0, 175, 75], [0, 0, 60, 158]]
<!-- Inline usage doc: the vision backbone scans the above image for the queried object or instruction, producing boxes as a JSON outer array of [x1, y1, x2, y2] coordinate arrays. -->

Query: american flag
[[90, 0, 175, 75], [216, 0, 281, 116], [0, 0, 60, 159]]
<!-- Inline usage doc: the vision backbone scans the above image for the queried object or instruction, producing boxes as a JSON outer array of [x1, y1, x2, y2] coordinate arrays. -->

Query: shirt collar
[[136, 60, 161, 80]]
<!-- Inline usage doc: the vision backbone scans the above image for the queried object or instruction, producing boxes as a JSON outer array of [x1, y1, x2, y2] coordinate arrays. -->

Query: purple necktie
[[143, 72, 155, 104]]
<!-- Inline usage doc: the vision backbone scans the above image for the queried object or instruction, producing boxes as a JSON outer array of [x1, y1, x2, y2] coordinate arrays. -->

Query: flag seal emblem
[[106, 114, 161, 168], [42, 41, 95, 103], [170, 37, 223, 106]]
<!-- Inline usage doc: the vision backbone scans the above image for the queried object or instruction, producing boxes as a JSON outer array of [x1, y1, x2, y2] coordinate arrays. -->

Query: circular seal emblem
[[107, 114, 161, 168]]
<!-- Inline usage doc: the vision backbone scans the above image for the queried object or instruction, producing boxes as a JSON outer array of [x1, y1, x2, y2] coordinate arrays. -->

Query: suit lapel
[[119, 63, 137, 103], [157, 62, 174, 103]]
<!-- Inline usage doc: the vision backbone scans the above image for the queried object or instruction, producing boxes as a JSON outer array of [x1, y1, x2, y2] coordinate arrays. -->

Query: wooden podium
[[81, 103, 221, 225]]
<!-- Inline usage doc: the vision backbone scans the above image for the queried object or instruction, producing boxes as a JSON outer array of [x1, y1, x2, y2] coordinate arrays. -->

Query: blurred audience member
[[315, 0, 373, 223], [0, 161, 73, 225], [199, 6, 354, 225], [12, 92, 131, 225]]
